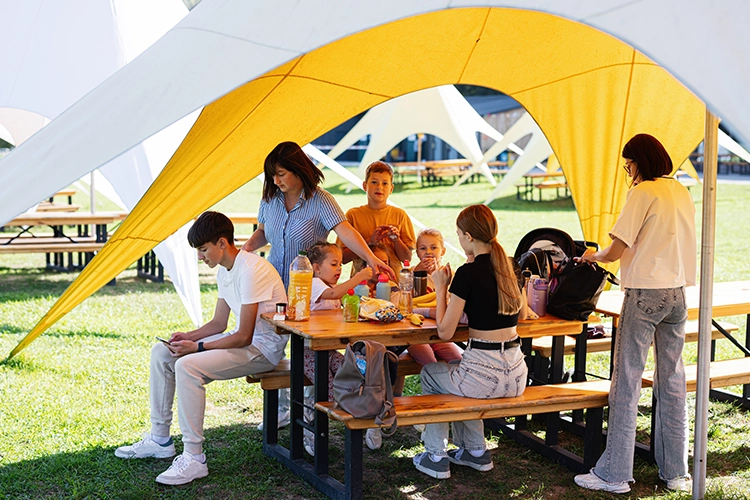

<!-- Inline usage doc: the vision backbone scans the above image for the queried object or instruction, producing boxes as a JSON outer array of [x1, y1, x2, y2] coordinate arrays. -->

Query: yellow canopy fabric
[[8, 7, 704, 359]]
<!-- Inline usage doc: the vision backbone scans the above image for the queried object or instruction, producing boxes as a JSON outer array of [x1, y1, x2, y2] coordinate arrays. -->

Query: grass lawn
[[2, 171, 750, 499]]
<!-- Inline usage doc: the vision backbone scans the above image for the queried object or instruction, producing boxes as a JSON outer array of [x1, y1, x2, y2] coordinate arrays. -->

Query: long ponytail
[[457, 205, 522, 315]]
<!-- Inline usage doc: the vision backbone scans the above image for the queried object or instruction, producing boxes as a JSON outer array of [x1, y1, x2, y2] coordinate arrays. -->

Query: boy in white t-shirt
[[115, 211, 287, 486]]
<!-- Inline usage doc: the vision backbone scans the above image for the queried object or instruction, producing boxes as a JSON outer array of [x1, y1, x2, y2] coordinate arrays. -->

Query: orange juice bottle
[[287, 251, 313, 321]]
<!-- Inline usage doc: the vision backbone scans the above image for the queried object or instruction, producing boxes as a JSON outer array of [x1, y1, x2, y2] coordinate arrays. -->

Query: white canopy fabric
[[482, 112, 553, 203], [719, 130, 750, 164], [0, 0, 203, 326], [327, 85, 505, 185]]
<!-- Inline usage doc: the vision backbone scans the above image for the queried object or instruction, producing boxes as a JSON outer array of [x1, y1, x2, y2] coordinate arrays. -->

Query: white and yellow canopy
[[5, 2, 750, 358]]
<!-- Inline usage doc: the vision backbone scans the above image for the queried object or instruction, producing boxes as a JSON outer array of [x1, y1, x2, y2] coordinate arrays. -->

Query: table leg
[[290, 333, 304, 460], [344, 429, 364, 500], [263, 388, 279, 449], [549, 336, 564, 384], [314, 349, 329, 475], [745, 313, 750, 400]]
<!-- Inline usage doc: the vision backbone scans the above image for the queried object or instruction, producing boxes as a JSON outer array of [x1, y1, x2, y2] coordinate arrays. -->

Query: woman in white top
[[574, 134, 697, 494]]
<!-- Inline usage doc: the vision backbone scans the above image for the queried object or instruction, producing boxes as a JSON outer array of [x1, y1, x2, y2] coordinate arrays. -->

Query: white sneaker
[[665, 476, 692, 492], [365, 428, 382, 450], [115, 433, 175, 459], [574, 470, 631, 494], [257, 409, 291, 431], [155, 453, 208, 485]]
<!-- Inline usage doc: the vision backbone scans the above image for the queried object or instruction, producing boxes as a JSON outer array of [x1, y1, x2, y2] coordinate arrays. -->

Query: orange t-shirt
[[336, 204, 416, 275]]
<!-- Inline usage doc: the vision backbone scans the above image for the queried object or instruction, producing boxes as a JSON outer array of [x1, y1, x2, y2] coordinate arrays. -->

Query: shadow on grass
[[0, 269, 201, 304], [3, 419, 748, 500], [0, 424, 322, 500]]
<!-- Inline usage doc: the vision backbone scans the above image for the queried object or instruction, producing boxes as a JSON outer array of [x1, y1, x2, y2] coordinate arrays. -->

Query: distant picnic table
[[516, 171, 570, 201]]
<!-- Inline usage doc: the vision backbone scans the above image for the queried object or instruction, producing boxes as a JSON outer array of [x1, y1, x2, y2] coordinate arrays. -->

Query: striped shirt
[[259, 186, 346, 288]]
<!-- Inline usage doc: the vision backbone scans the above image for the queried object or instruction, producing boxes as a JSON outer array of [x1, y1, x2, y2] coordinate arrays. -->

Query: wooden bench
[[636, 357, 750, 462], [0, 240, 104, 272], [642, 357, 750, 393], [35, 201, 82, 212], [246, 352, 424, 391], [531, 320, 739, 358], [314, 379, 610, 497]]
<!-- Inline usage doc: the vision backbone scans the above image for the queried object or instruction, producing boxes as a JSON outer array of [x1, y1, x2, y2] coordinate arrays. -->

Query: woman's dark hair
[[262, 141, 325, 201], [188, 211, 234, 248], [306, 241, 341, 266], [622, 134, 673, 181]]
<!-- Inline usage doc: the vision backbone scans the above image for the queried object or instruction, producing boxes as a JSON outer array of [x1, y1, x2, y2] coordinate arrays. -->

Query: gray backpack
[[332, 340, 398, 434]]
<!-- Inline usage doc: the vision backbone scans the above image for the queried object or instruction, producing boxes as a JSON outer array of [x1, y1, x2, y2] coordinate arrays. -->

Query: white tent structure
[[482, 112, 553, 204], [0, 0, 203, 326], [328, 85, 511, 186], [3, 2, 750, 496], [719, 130, 750, 165]]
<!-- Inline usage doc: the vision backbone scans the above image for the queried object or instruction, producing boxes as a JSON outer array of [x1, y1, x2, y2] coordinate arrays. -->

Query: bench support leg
[[314, 350, 330, 476], [583, 407, 604, 469], [344, 429, 364, 500]]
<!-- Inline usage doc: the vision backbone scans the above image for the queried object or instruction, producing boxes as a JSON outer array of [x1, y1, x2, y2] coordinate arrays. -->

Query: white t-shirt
[[609, 177, 697, 289], [217, 250, 288, 365], [311, 277, 341, 311]]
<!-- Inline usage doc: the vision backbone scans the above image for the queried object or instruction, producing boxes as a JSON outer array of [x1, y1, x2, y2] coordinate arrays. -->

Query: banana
[[407, 313, 424, 326], [413, 291, 436, 305], [414, 300, 436, 308]]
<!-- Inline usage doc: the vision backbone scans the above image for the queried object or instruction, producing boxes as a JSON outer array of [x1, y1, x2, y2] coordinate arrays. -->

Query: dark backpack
[[333, 340, 398, 434], [547, 258, 619, 321], [517, 247, 554, 281]]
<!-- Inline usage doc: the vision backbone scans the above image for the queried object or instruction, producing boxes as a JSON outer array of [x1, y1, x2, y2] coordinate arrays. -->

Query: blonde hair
[[456, 205, 522, 315], [417, 227, 444, 247]]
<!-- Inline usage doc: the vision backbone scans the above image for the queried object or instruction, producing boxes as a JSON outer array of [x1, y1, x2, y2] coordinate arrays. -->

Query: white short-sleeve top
[[609, 177, 697, 289]]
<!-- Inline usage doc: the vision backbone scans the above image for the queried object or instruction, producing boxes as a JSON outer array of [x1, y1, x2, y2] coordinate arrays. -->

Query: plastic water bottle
[[287, 251, 313, 321], [342, 289, 360, 322], [375, 274, 391, 301], [355, 352, 367, 376], [398, 261, 413, 315], [353, 280, 370, 298], [530, 277, 548, 317]]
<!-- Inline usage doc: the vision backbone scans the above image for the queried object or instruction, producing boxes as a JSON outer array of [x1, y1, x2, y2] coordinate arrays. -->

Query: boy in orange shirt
[[338, 161, 415, 275]]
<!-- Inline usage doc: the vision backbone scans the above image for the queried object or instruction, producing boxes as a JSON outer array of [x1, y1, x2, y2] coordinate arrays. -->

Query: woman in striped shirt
[[242, 141, 395, 287]]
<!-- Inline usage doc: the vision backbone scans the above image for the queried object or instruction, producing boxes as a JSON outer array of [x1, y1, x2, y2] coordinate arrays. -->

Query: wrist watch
[[197, 341, 205, 352]]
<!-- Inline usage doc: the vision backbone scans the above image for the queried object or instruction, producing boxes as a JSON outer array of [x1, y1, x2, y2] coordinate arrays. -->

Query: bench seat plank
[[643, 358, 750, 392], [532, 320, 738, 358], [0, 242, 103, 254], [316, 380, 611, 429]]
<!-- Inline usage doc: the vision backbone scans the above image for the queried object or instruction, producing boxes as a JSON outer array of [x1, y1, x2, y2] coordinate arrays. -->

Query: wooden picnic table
[[516, 171, 569, 201], [1, 211, 127, 275], [594, 281, 750, 462], [260, 309, 584, 499]]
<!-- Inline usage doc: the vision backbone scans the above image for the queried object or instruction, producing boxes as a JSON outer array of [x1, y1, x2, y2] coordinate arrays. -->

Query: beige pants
[[149, 333, 276, 454]]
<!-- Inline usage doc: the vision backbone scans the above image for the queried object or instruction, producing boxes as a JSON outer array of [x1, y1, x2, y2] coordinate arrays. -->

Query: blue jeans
[[594, 287, 689, 483], [420, 340, 527, 456]]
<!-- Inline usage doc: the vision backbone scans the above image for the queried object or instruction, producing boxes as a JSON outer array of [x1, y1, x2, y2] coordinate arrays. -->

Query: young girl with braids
[[413, 204, 528, 480]]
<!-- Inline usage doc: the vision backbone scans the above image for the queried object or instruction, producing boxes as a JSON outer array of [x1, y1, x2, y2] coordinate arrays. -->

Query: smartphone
[[155, 335, 172, 345]]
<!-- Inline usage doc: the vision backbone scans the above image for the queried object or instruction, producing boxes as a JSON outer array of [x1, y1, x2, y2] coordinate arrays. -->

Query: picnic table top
[[6, 211, 128, 226]]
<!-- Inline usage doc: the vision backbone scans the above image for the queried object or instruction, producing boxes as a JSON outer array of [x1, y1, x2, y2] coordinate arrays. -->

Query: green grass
[[2, 172, 750, 499]]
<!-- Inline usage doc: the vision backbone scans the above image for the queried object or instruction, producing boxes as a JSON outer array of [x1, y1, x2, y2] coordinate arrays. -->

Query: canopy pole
[[693, 109, 719, 499]]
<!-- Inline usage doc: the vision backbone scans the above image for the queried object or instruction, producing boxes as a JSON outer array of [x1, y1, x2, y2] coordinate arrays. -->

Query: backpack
[[332, 340, 398, 434], [546, 257, 619, 321], [517, 247, 554, 280]]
